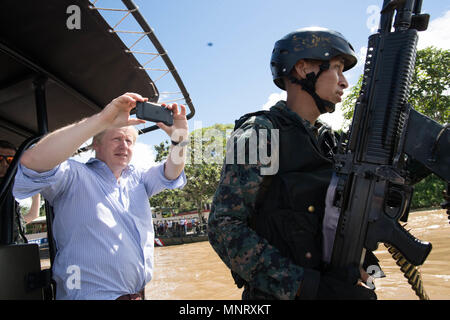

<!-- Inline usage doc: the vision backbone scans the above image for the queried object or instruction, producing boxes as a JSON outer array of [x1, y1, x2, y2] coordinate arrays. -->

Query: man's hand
[[156, 103, 189, 142], [314, 265, 377, 300], [358, 267, 372, 289], [158, 103, 189, 180], [20, 92, 148, 172], [100, 93, 147, 128], [23, 193, 41, 224], [317, 273, 377, 300]]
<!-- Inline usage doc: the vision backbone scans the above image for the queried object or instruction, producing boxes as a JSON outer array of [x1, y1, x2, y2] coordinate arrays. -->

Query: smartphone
[[135, 101, 173, 126]]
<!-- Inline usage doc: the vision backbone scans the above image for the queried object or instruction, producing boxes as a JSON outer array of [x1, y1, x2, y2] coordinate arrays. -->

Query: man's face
[[312, 56, 349, 105], [0, 147, 16, 178], [93, 127, 137, 175]]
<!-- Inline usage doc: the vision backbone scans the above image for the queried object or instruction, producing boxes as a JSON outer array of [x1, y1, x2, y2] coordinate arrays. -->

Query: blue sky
[[75, 0, 450, 165], [20, 1, 450, 207]]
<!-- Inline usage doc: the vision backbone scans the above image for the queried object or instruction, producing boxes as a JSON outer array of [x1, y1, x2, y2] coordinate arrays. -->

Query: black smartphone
[[135, 101, 173, 126]]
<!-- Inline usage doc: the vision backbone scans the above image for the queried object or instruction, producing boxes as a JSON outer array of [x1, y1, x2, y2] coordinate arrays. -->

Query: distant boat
[[26, 232, 48, 248], [154, 234, 208, 247]]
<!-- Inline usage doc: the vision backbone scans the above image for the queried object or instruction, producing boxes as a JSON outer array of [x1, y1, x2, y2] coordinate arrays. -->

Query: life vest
[[231, 103, 382, 298], [233, 103, 337, 271]]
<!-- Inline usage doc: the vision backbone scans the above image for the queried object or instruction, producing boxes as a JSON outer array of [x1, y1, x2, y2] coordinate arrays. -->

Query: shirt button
[[308, 205, 315, 213]]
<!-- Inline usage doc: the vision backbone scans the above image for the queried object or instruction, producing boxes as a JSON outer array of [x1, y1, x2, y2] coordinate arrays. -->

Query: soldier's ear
[[293, 60, 308, 79]]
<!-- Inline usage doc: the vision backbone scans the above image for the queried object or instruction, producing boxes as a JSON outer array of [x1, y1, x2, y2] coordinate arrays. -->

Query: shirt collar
[[86, 158, 135, 179]]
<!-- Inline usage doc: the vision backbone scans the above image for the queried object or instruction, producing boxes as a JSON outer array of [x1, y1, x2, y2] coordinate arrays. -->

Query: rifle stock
[[328, 0, 446, 270]]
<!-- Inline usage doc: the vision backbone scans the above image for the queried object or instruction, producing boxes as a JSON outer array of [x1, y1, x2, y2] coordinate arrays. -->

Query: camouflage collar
[[270, 100, 326, 136]]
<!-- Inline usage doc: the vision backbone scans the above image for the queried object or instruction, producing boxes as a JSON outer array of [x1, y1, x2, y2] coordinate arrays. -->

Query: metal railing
[[89, 0, 195, 135]]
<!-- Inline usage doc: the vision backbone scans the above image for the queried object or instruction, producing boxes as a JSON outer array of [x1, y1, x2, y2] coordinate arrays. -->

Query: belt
[[116, 289, 145, 300]]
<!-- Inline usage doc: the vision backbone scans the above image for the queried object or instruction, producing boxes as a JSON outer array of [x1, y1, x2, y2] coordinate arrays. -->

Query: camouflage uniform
[[208, 100, 335, 300]]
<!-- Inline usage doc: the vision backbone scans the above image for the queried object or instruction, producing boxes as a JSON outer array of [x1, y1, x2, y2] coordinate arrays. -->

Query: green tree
[[341, 75, 363, 129], [410, 47, 450, 124], [341, 47, 449, 209], [150, 124, 234, 219], [342, 47, 449, 125]]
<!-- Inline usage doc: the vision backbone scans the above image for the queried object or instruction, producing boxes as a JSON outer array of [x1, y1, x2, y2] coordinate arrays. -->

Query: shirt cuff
[[19, 163, 60, 179], [13, 163, 61, 200], [159, 162, 187, 189]]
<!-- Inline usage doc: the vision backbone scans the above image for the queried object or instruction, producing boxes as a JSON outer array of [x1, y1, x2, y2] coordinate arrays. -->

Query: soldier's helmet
[[270, 27, 357, 90]]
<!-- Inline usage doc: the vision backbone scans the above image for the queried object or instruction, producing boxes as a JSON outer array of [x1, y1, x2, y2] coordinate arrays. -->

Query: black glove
[[317, 271, 377, 300], [296, 266, 376, 300], [324, 264, 361, 284]]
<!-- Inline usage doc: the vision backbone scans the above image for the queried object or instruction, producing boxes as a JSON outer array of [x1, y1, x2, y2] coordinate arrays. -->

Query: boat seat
[[0, 244, 44, 299]]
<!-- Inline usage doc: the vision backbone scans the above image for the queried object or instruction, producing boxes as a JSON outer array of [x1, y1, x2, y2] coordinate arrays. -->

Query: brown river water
[[145, 209, 450, 300], [40, 209, 449, 300]]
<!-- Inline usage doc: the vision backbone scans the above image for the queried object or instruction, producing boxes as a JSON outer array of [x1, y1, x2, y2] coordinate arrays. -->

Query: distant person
[[208, 28, 378, 300], [13, 93, 188, 300], [0, 140, 41, 243]]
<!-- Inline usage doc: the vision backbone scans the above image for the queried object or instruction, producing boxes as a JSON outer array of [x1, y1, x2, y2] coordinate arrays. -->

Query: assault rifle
[[324, 0, 450, 271]]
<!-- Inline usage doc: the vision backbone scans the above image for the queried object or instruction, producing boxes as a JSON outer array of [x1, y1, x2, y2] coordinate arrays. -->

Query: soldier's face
[[314, 57, 349, 105]]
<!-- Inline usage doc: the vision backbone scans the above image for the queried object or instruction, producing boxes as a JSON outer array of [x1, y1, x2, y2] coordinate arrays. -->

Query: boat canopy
[[0, 0, 159, 147]]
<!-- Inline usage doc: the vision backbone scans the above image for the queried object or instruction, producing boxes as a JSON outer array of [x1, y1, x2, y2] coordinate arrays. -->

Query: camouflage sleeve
[[208, 115, 307, 300]]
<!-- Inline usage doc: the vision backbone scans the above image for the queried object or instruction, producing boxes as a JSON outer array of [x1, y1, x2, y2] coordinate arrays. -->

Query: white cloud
[[262, 91, 286, 110], [17, 197, 32, 209], [262, 89, 351, 131], [71, 137, 94, 163], [366, 5, 381, 33], [356, 46, 368, 68], [320, 88, 352, 131], [72, 151, 94, 164], [417, 10, 450, 50], [130, 142, 156, 169], [260, 11, 450, 135], [319, 104, 346, 131], [353, 11, 450, 76]]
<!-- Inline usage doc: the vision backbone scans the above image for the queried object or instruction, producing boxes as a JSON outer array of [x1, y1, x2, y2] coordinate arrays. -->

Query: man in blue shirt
[[13, 93, 188, 299]]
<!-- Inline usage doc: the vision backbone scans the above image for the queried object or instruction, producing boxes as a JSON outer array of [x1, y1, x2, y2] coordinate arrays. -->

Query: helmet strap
[[288, 62, 336, 114]]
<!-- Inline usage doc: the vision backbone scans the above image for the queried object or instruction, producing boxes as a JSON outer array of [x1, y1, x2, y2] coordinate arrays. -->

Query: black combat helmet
[[270, 27, 357, 113]]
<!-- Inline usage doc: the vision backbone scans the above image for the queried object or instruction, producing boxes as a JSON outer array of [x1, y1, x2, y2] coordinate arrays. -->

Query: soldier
[[208, 27, 377, 300]]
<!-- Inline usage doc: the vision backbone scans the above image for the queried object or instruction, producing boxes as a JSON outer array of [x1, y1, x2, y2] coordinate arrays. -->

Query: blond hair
[[90, 126, 138, 149]]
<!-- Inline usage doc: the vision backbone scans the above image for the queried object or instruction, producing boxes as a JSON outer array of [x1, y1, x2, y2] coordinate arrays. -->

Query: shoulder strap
[[233, 110, 272, 131], [317, 125, 339, 161]]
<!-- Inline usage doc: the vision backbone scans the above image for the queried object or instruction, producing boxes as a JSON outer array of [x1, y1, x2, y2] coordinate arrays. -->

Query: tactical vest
[[233, 104, 337, 272], [231, 104, 382, 298]]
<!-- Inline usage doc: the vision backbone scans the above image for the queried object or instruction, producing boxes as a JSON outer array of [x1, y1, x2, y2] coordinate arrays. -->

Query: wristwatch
[[171, 139, 189, 147]]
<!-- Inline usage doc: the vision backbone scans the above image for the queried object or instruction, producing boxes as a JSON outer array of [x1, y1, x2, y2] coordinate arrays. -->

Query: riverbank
[[145, 208, 449, 300]]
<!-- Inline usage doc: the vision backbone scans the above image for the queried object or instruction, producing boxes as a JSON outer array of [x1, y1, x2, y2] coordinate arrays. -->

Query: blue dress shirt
[[13, 158, 186, 300]]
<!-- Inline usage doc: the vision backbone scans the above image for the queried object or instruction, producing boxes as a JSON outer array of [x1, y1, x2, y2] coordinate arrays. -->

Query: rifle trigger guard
[[428, 124, 449, 163]]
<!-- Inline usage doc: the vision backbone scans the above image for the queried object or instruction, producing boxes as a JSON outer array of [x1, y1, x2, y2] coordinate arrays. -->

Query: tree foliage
[[150, 124, 234, 218], [342, 46, 449, 125], [410, 174, 447, 209], [410, 47, 450, 124], [341, 47, 449, 209]]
